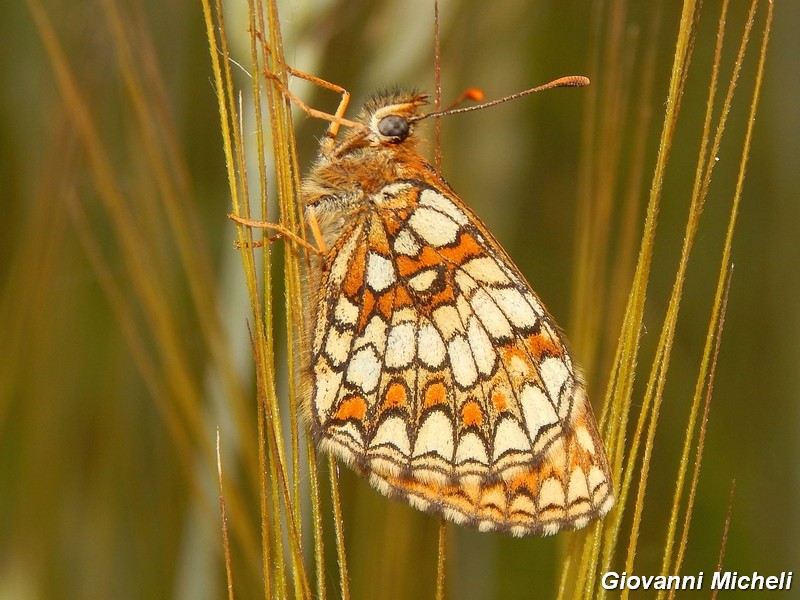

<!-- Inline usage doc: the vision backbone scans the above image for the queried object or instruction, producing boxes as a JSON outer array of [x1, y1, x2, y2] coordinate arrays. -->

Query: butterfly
[[284, 78, 613, 536]]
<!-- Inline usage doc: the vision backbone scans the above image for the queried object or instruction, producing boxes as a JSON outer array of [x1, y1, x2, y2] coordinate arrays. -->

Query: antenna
[[412, 76, 590, 122]]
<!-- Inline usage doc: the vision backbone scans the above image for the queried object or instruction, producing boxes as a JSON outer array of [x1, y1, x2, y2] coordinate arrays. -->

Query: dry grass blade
[[433, 7, 448, 595], [330, 459, 351, 599], [202, 0, 315, 595], [710, 480, 737, 600], [657, 0, 732, 578], [602, 0, 698, 561], [436, 520, 447, 600], [582, 2, 702, 595], [560, 1, 773, 599], [663, 264, 734, 600], [31, 0, 266, 566], [307, 436, 327, 600], [622, 0, 760, 593], [217, 430, 236, 600]]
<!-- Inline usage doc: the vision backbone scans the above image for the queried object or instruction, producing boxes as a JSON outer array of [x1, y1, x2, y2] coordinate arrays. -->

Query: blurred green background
[[1, 0, 797, 598]]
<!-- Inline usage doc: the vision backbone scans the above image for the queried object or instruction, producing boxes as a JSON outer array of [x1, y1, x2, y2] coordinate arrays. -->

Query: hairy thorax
[[303, 143, 433, 251]]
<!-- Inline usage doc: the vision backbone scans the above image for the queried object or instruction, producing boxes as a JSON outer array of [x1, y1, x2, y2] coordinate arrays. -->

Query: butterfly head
[[361, 90, 429, 141], [328, 91, 429, 157]]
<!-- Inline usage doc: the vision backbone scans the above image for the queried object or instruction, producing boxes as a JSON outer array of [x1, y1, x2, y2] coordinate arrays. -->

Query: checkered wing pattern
[[306, 178, 613, 536]]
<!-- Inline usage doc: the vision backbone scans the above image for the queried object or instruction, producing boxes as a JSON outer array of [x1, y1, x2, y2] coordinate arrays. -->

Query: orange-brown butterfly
[[238, 72, 613, 536]]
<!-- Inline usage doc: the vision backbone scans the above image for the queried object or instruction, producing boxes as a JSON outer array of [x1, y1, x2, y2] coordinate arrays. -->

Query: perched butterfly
[[279, 76, 613, 536]]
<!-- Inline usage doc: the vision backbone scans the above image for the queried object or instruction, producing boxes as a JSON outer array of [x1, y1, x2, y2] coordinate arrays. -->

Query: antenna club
[[464, 88, 485, 101], [553, 75, 590, 88]]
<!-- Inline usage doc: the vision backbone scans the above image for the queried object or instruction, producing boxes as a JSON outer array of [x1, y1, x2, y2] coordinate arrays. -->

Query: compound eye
[[377, 115, 410, 140]]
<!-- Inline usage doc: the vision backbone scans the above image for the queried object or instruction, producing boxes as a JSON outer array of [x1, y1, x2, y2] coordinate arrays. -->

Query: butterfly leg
[[265, 67, 365, 138], [228, 213, 326, 255]]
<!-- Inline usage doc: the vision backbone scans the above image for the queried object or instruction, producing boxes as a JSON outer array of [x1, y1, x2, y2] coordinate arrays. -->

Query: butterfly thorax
[[302, 91, 440, 253]]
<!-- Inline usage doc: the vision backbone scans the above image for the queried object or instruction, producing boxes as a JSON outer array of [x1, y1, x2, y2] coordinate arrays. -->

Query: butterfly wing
[[307, 180, 613, 536]]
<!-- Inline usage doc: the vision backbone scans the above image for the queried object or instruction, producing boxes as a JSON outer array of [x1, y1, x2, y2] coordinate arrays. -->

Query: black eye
[[378, 115, 410, 140]]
